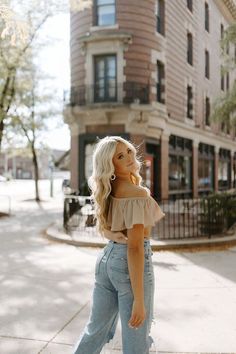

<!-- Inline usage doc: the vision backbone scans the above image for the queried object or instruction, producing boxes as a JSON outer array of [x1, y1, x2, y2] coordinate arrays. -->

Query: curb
[[44, 222, 236, 252]]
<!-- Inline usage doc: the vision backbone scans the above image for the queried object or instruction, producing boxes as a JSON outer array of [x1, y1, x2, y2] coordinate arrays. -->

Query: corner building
[[64, 0, 236, 200]]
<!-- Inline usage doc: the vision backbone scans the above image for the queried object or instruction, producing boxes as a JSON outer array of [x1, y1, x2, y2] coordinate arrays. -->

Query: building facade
[[64, 0, 236, 200], [0, 149, 69, 179]]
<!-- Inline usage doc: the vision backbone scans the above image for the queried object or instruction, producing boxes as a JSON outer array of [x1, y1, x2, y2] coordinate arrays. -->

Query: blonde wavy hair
[[88, 136, 146, 237]]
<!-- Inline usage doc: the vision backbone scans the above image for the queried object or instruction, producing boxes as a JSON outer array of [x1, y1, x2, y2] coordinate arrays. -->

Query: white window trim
[[85, 39, 126, 104]]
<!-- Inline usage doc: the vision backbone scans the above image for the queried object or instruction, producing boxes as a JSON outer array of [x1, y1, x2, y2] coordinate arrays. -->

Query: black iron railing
[[63, 193, 236, 240], [63, 82, 150, 106]]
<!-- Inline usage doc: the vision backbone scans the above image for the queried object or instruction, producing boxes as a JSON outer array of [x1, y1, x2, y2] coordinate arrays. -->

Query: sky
[[37, 13, 71, 151]]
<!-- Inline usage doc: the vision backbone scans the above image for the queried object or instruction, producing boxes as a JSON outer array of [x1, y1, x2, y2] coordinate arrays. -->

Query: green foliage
[[200, 192, 236, 235], [210, 22, 236, 130]]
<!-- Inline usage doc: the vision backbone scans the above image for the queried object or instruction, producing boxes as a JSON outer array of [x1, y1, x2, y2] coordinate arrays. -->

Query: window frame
[[205, 2, 209, 32], [156, 60, 165, 104], [187, 85, 193, 119], [187, 0, 193, 12], [187, 32, 193, 65], [226, 72, 230, 91], [221, 65, 225, 91], [205, 96, 210, 126], [205, 49, 210, 79], [94, 0, 116, 27], [156, 0, 165, 36], [94, 54, 117, 103]]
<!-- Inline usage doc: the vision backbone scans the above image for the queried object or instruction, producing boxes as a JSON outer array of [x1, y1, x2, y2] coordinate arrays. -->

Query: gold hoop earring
[[111, 174, 116, 181]]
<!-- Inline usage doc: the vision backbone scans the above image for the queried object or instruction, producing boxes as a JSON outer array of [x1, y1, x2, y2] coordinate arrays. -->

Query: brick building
[[64, 0, 236, 200]]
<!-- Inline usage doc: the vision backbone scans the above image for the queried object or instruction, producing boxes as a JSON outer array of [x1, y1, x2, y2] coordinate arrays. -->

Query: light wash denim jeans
[[72, 239, 156, 354]]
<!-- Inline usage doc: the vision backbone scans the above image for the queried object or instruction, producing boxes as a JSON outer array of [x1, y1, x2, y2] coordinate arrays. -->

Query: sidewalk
[[44, 221, 236, 354], [1, 194, 236, 353]]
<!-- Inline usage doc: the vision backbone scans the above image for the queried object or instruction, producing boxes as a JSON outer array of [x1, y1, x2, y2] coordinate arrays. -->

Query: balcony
[[64, 82, 150, 107]]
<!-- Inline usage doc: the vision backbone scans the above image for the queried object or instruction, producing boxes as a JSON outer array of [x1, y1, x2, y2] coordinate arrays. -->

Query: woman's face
[[112, 142, 137, 177]]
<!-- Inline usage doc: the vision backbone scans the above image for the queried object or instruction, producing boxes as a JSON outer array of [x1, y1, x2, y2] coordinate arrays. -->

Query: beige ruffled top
[[107, 194, 165, 232]]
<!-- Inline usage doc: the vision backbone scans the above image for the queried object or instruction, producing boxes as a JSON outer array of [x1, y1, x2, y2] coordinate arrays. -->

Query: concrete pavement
[[1, 183, 236, 353]]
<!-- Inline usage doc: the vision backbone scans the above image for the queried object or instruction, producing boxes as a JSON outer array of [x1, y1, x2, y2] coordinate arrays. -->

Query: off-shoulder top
[[106, 193, 165, 238]]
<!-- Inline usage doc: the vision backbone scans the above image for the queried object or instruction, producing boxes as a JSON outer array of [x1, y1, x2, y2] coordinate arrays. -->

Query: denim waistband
[[107, 239, 152, 256], [112, 239, 150, 245]]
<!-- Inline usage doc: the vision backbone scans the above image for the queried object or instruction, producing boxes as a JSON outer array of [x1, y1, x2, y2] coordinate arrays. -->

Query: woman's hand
[[128, 299, 146, 329], [113, 231, 128, 244], [103, 228, 128, 244]]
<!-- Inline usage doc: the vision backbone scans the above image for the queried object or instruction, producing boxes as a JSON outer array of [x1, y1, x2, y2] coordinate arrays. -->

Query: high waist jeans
[[72, 239, 156, 354]]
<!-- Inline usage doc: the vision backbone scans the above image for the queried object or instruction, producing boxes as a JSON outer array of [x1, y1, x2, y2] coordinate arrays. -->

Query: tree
[[9, 60, 60, 201], [0, 3, 29, 45], [210, 23, 236, 130], [0, 1, 53, 152]]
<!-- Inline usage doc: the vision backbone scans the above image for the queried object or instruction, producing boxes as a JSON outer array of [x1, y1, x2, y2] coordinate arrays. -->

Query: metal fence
[[63, 194, 236, 240], [64, 82, 150, 106]]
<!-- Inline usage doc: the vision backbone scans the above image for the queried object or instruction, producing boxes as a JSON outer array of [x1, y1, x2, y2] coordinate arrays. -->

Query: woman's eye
[[118, 149, 132, 159]]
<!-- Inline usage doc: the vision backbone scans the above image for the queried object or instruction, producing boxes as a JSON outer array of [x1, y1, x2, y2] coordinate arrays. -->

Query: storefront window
[[218, 148, 231, 190], [198, 158, 214, 189], [169, 155, 191, 190], [169, 135, 192, 195], [198, 143, 214, 193]]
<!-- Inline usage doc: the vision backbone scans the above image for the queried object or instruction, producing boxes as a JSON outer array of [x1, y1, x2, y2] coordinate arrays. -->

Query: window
[[226, 41, 230, 55], [187, 85, 193, 119], [169, 155, 192, 191], [156, 0, 165, 36], [187, 32, 193, 65], [205, 2, 209, 32], [157, 61, 165, 103], [226, 72, 230, 91], [218, 148, 231, 190], [221, 23, 225, 55], [198, 143, 214, 191], [205, 97, 210, 126], [221, 65, 224, 91], [187, 0, 193, 12], [205, 50, 210, 79], [169, 135, 192, 194], [94, 55, 117, 102], [221, 23, 224, 39], [95, 0, 116, 26], [226, 121, 230, 135]]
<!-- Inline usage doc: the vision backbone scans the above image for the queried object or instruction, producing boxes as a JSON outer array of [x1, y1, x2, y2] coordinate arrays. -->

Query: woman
[[72, 136, 165, 354]]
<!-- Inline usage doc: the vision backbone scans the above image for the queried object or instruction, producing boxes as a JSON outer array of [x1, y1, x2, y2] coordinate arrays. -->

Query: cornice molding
[[214, 0, 236, 21], [78, 30, 132, 47]]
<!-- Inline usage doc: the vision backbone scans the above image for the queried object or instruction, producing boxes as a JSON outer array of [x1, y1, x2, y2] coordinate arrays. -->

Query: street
[[0, 180, 236, 353]]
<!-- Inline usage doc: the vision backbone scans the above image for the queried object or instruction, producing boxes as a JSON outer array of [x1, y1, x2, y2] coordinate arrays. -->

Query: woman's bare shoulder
[[113, 184, 148, 198]]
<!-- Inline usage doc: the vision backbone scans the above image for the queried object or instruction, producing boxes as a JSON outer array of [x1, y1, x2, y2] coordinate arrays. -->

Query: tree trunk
[[32, 145, 40, 202], [0, 119, 4, 153]]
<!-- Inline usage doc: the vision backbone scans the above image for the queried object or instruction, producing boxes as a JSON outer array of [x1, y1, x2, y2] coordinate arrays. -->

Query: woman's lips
[[127, 162, 134, 167]]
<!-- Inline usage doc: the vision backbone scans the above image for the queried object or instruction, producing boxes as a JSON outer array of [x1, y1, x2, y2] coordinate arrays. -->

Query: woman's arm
[[127, 223, 146, 329], [102, 228, 128, 244]]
